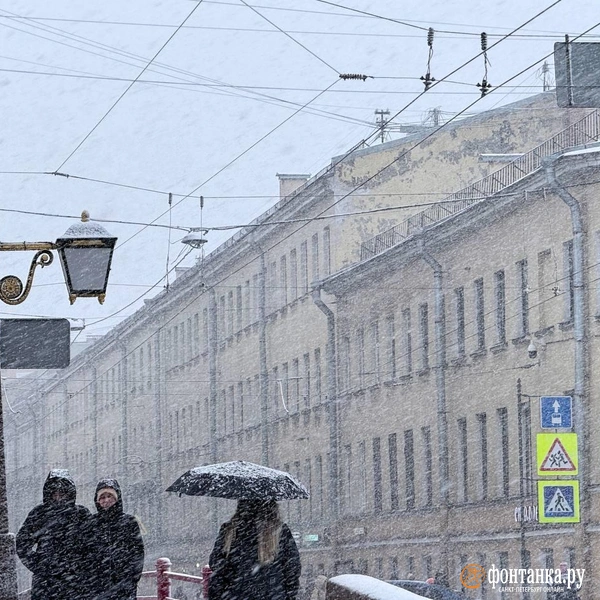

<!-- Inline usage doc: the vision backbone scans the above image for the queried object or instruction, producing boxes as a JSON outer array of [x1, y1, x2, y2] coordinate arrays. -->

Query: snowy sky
[[0, 0, 598, 336]]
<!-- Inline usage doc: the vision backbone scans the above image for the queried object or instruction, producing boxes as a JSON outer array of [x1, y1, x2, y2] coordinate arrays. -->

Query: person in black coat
[[209, 499, 301, 600], [87, 478, 145, 600], [16, 469, 91, 600]]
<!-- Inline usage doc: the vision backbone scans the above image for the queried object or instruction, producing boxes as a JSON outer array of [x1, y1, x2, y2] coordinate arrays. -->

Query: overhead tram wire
[[50, 2, 205, 173], [0, 9, 364, 127], [0, 14, 592, 40], [116, 78, 341, 250], [65, 29, 598, 417], [239, 0, 340, 75], [1, 3, 585, 416]]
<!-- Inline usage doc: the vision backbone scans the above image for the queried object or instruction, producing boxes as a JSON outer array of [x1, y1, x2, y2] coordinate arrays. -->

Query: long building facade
[[5, 92, 600, 598]]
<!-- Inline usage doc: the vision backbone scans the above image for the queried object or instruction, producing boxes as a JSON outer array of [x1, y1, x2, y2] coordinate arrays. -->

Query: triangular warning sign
[[546, 489, 573, 514], [540, 438, 576, 472]]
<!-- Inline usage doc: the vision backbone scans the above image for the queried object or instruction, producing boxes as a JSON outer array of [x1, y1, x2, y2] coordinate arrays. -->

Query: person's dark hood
[[42, 469, 77, 504], [94, 477, 123, 516]]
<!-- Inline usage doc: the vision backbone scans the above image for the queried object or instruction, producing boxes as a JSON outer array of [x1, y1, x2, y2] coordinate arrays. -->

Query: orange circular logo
[[460, 563, 486, 589]]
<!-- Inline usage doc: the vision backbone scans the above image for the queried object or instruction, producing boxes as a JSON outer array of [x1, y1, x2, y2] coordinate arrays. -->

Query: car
[[387, 580, 466, 600]]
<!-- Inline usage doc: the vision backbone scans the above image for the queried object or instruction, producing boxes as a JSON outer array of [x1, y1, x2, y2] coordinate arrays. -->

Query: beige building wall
[[5, 96, 600, 597], [321, 152, 600, 596]]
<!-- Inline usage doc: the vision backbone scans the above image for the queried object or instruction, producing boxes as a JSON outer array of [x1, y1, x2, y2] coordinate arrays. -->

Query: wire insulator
[[339, 73, 369, 81], [481, 32, 488, 52], [427, 27, 435, 47]]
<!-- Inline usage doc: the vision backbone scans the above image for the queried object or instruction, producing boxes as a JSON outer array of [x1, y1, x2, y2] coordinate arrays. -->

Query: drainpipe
[[544, 157, 589, 574], [208, 289, 218, 463], [419, 241, 450, 575], [258, 252, 269, 466], [311, 288, 339, 520]]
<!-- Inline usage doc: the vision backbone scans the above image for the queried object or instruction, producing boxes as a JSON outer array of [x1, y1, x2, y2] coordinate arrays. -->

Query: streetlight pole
[[0, 377, 17, 600], [0, 212, 116, 600]]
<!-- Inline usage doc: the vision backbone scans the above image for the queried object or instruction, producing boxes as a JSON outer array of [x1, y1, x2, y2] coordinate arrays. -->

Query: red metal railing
[[139, 558, 211, 600]]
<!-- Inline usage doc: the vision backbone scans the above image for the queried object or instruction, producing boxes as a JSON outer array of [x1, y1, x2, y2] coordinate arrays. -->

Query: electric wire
[[2, 6, 591, 430], [54, 1, 205, 172], [239, 0, 340, 75]]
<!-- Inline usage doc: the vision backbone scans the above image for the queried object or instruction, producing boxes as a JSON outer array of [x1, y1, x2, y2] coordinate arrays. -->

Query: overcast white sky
[[0, 0, 597, 335]]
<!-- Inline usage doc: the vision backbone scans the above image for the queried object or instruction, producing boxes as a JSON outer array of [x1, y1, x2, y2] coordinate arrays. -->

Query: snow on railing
[[360, 110, 600, 261], [138, 558, 210, 600]]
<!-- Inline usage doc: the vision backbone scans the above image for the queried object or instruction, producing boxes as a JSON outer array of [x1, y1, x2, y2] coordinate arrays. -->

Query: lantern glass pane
[[63, 247, 112, 292]]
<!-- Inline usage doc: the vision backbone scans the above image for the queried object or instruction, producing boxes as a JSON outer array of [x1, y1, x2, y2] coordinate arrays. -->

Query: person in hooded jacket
[[87, 478, 145, 600], [209, 499, 301, 600], [16, 469, 92, 600]]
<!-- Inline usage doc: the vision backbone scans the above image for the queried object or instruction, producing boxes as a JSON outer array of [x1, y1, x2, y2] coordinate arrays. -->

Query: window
[[323, 226, 331, 276], [272, 366, 279, 418], [280, 256, 288, 306], [516, 259, 529, 336], [357, 328, 365, 387], [537, 249, 553, 329], [303, 353, 311, 409], [300, 241, 309, 294], [563, 240, 574, 322], [290, 249, 298, 300], [358, 441, 367, 512], [458, 417, 468, 502], [252, 274, 259, 322], [497, 408, 509, 497], [422, 426, 433, 506], [282, 362, 289, 412], [370, 321, 380, 384], [237, 382, 244, 431], [418, 303, 429, 370], [236, 286, 243, 331], [388, 433, 399, 510], [342, 444, 352, 514], [474, 278, 485, 350], [341, 336, 351, 391], [291, 358, 300, 413], [373, 437, 382, 513], [315, 455, 324, 517], [494, 270, 506, 345], [202, 308, 208, 353], [218, 297, 225, 342], [404, 429, 415, 509], [455, 287, 465, 358], [193, 313, 200, 357], [305, 459, 313, 519], [401, 308, 412, 376], [386, 315, 397, 379], [228, 385, 235, 432], [477, 413, 488, 500], [312, 233, 320, 281], [244, 281, 251, 327], [314, 348, 322, 401]]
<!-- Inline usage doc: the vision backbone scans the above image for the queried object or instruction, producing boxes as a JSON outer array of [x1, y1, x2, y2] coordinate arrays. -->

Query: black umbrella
[[165, 460, 309, 500]]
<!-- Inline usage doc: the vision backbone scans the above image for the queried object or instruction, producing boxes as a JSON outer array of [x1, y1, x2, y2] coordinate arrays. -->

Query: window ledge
[[450, 356, 467, 367], [470, 348, 487, 359], [534, 325, 555, 337], [511, 335, 529, 347], [490, 342, 508, 354], [417, 367, 430, 377], [559, 320, 574, 331]]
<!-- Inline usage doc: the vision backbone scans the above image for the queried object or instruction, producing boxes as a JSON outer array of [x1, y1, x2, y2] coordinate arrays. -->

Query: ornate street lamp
[[0, 211, 116, 305], [0, 210, 117, 600]]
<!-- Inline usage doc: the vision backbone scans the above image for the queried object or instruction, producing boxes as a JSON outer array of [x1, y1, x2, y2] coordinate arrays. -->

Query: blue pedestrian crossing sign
[[538, 480, 580, 523], [540, 396, 572, 429]]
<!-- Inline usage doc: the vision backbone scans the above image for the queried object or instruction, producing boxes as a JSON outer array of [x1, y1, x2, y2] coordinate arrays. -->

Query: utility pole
[[374, 109, 390, 143]]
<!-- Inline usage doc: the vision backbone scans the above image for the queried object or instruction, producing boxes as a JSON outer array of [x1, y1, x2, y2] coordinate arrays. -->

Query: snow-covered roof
[[328, 575, 424, 600]]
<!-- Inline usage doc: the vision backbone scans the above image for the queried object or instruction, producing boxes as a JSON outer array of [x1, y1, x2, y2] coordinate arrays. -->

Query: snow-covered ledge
[[327, 575, 424, 600]]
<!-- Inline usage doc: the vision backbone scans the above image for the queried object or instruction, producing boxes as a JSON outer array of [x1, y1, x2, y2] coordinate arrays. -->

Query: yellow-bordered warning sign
[[538, 480, 580, 523], [537, 433, 578, 476]]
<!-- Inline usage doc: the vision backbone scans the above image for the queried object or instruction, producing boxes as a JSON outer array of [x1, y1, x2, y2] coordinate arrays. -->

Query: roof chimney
[[277, 173, 310, 199]]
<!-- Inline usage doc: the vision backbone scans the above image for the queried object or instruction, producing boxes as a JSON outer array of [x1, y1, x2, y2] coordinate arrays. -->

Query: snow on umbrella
[[165, 461, 310, 500]]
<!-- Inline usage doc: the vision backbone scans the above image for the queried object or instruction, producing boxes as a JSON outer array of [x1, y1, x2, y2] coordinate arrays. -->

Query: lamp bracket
[[0, 250, 54, 305]]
